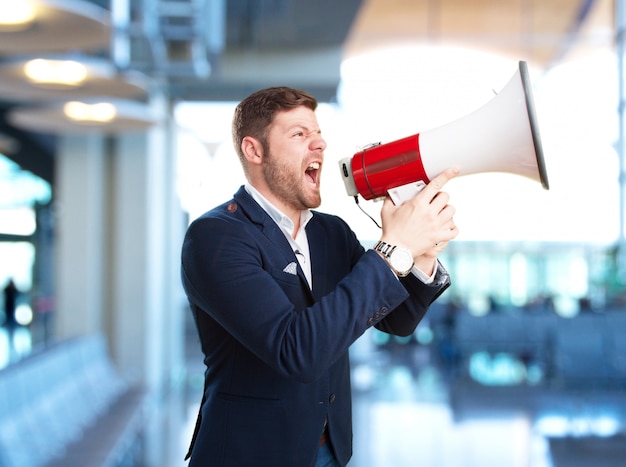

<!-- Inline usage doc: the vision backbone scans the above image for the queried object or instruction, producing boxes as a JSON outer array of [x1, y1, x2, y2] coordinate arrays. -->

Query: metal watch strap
[[373, 240, 395, 258]]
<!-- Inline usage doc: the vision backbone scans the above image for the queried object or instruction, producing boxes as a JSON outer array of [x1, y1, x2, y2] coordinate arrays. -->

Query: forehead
[[271, 106, 318, 130]]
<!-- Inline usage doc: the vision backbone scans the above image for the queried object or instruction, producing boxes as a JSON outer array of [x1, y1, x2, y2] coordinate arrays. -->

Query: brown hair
[[232, 86, 318, 169]]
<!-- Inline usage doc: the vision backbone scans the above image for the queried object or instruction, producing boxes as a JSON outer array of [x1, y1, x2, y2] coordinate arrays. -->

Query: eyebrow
[[287, 124, 321, 135]]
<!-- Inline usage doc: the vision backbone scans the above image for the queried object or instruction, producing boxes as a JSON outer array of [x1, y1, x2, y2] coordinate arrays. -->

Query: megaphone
[[339, 61, 549, 202]]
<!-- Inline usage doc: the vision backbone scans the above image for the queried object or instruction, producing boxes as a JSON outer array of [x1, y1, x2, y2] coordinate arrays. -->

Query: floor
[[147, 325, 626, 467], [2, 321, 626, 467]]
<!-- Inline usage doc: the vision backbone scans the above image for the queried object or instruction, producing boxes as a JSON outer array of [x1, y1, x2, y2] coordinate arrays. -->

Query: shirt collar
[[244, 183, 313, 234]]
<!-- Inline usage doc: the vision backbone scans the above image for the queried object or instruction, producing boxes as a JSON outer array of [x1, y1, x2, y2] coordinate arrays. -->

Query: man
[[3, 279, 18, 331], [181, 87, 459, 466]]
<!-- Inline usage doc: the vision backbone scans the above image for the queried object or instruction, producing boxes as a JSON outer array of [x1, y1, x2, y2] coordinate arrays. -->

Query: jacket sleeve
[[374, 261, 451, 337]]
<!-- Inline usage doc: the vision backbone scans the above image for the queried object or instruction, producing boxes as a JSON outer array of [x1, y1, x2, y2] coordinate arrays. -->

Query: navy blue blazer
[[181, 186, 450, 467]]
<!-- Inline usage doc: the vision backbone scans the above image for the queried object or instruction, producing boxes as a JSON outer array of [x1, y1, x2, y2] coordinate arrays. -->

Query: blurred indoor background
[[1, 0, 626, 466]]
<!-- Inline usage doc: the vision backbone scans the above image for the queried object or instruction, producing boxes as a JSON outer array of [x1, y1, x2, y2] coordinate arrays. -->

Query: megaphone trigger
[[388, 181, 427, 205]]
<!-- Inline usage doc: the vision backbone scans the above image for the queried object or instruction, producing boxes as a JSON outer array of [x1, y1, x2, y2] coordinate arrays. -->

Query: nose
[[311, 133, 327, 152]]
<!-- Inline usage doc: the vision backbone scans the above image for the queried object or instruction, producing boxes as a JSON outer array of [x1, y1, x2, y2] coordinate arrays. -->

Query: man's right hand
[[379, 166, 460, 260]]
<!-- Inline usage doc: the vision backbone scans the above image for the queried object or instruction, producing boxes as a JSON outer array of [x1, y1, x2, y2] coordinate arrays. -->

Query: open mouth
[[305, 161, 321, 185]]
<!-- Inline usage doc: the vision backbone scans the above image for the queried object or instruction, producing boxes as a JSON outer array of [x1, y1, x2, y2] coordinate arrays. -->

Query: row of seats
[[0, 334, 148, 467], [453, 311, 626, 383]]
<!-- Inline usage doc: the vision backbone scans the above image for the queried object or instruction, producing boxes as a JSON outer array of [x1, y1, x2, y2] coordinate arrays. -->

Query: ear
[[241, 136, 264, 166]]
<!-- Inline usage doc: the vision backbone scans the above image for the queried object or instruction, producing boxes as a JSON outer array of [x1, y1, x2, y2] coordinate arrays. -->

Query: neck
[[246, 183, 303, 237]]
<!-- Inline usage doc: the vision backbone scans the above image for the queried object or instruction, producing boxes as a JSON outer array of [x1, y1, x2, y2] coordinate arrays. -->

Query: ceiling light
[[0, 58, 149, 101], [24, 58, 88, 88], [0, 0, 36, 31], [8, 99, 157, 134], [64, 101, 117, 123], [0, 0, 109, 54]]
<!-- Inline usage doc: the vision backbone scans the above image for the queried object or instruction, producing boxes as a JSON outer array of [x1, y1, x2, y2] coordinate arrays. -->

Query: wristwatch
[[373, 241, 414, 277]]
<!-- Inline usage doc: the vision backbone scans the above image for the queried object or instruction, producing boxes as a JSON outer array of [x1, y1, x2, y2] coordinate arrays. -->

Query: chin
[[304, 195, 321, 209]]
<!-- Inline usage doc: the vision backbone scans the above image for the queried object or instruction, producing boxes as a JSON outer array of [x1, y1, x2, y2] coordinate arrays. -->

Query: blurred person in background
[[3, 279, 18, 333]]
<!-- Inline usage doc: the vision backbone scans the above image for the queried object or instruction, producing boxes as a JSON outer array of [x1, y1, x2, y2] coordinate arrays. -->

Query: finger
[[444, 222, 460, 240], [432, 233, 457, 252], [439, 203, 456, 220], [382, 196, 395, 209], [430, 191, 450, 211], [380, 196, 396, 216], [434, 216, 459, 246], [420, 167, 460, 202], [425, 240, 450, 257]]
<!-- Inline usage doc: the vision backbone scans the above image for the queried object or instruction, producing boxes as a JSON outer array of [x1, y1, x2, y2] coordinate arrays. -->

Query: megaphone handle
[[388, 181, 427, 205]]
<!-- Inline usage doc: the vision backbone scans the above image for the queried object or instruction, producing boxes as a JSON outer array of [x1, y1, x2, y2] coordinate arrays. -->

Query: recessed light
[[0, 0, 36, 32], [63, 101, 117, 123], [24, 58, 88, 88]]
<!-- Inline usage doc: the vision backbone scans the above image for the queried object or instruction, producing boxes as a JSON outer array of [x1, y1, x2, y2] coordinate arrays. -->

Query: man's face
[[263, 106, 326, 211]]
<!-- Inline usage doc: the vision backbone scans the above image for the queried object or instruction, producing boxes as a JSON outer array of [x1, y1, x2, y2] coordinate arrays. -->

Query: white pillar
[[52, 93, 186, 393], [108, 93, 186, 390], [54, 134, 107, 338]]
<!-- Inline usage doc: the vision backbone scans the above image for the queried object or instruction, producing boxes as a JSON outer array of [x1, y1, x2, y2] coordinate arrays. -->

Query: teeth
[[308, 162, 320, 170]]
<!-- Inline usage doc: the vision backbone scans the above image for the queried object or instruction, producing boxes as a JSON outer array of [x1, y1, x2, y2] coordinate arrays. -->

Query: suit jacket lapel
[[234, 187, 314, 298]]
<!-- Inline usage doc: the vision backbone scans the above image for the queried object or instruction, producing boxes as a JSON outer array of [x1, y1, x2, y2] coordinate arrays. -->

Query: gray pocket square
[[283, 262, 298, 275]]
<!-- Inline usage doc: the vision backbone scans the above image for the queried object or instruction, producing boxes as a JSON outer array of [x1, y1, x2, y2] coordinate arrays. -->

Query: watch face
[[390, 248, 413, 275]]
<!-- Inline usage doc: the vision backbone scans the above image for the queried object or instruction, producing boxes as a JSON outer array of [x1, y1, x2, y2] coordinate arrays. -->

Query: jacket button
[[329, 394, 336, 403]]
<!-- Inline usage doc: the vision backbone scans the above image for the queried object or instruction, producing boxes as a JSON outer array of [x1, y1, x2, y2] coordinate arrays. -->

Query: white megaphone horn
[[339, 61, 549, 202]]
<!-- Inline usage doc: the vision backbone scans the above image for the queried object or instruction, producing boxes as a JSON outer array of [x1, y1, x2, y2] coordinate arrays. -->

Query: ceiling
[[345, 0, 613, 66], [123, 0, 615, 101], [0, 0, 615, 185]]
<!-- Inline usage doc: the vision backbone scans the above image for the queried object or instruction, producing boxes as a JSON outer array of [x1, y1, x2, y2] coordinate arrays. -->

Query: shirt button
[[329, 394, 336, 403]]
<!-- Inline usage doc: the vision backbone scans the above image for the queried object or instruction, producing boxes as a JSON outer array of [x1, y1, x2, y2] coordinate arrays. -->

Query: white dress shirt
[[244, 184, 437, 287], [245, 184, 313, 288]]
